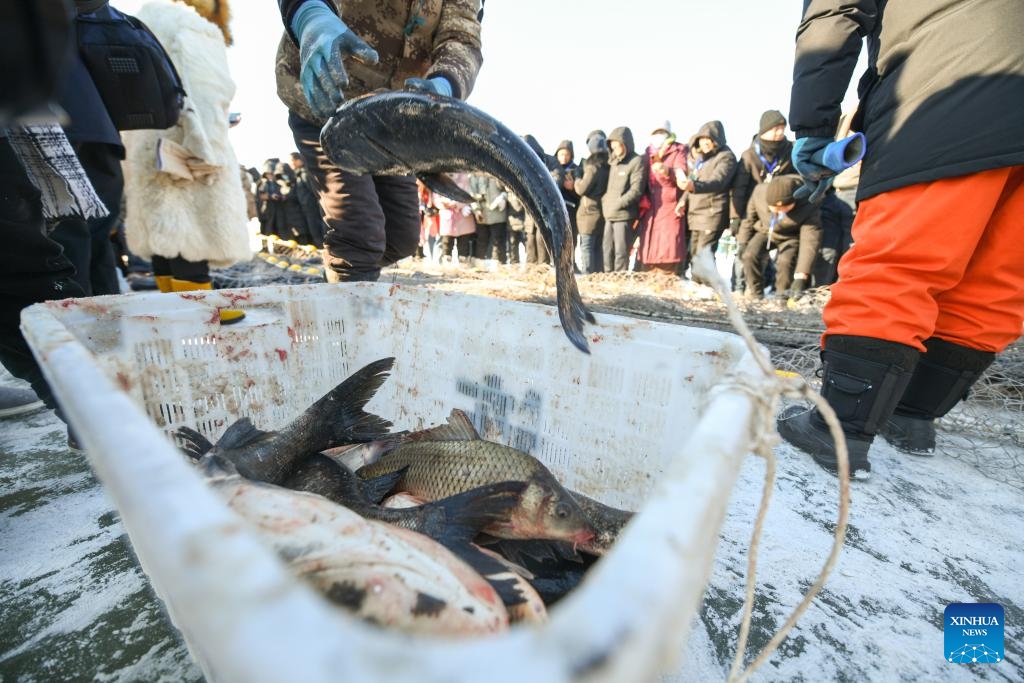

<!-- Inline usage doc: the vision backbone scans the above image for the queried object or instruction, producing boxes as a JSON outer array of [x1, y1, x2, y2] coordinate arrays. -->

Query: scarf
[[6, 125, 108, 222]]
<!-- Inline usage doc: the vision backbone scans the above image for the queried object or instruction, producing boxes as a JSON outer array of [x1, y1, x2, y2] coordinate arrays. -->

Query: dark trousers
[[290, 112, 419, 281], [743, 226, 822, 296], [0, 138, 86, 416], [525, 226, 549, 264], [579, 229, 603, 274], [474, 221, 508, 262], [49, 142, 123, 296], [151, 255, 209, 282], [602, 220, 631, 272], [507, 229, 526, 263], [440, 234, 473, 259]]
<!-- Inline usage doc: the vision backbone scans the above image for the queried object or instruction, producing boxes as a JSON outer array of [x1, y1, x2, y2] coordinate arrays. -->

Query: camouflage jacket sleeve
[[278, 0, 332, 43], [423, 0, 483, 100]]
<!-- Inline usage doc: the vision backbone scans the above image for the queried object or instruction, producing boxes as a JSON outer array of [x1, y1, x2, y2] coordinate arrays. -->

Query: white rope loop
[[689, 249, 850, 683]]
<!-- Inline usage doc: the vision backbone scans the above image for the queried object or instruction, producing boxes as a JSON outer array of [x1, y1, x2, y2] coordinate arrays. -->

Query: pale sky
[[113, 0, 864, 166]]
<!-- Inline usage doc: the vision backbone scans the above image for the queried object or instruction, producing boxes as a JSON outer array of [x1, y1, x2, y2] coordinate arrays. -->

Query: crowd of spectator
[[240, 110, 856, 301]]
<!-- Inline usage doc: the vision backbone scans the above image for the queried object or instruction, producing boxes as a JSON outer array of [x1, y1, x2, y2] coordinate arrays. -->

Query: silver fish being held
[[320, 90, 595, 353]]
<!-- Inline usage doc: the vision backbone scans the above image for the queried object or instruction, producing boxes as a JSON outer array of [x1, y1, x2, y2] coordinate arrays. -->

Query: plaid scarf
[[6, 124, 108, 222]]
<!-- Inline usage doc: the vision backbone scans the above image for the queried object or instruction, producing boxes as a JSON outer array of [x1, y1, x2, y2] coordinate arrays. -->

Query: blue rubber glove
[[404, 76, 453, 98], [791, 136, 836, 203], [292, 2, 379, 119]]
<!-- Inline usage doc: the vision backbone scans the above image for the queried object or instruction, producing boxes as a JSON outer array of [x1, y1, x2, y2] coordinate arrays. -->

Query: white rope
[[689, 249, 850, 683]]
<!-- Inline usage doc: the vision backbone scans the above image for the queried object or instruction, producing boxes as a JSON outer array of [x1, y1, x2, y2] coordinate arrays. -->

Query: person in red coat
[[639, 121, 689, 274]]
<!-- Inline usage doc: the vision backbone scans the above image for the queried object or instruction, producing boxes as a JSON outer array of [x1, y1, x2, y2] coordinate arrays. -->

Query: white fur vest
[[121, 0, 251, 267]]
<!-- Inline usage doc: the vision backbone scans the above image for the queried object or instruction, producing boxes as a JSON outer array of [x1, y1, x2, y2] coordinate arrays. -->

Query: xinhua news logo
[[944, 603, 1004, 664]]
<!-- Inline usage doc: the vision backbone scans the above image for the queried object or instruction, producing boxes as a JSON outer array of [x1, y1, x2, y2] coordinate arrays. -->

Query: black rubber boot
[[777, 336, 918, 477], [880, 338, 995, 456]]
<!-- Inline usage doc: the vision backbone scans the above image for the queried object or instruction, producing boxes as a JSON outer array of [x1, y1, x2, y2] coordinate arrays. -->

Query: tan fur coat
[[122, 0, 251, 267]]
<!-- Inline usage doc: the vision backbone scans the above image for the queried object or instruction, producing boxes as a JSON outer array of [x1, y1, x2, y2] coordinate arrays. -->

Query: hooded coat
[[601, 127, 647, 223], [276, 0, 483, 125], [640, 138, 688, 265], [121, 0, 251, 267], [686, 120, 737, 235], [577, 137, 606, 237]]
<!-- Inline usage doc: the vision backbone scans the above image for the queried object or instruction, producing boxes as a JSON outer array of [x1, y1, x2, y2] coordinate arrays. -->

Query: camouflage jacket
[[277, 0, 483, 125]]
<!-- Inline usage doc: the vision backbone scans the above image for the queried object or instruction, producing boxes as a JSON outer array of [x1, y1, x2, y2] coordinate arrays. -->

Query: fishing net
[[379, 257, 1024, 492]]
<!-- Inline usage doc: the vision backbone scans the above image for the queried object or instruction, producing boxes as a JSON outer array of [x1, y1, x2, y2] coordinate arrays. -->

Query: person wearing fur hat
[[121, 0, 252, 323], [276, 0, 483, 282], [639, 120, 689, 274], [739, 174, 822, 299]]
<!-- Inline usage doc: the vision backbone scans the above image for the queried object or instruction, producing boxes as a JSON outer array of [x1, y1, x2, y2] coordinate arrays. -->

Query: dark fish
[[321, 90, 595, 353], [283, 453, 526, 548], [175, 358, 396, 484], [568, 489, 634, 555], [357, 409, 597, 548]]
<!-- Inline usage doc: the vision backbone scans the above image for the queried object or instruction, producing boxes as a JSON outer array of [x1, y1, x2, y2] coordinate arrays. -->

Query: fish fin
[[359, 466, 407, 504], [175, 426, 214, 460], [307, 358, 396, 447], [445, 542, 532, 608], [427, 480, 526, 545], [482, 538, 584, 566], [405, 408, 480, 442], [216, 418, 273, 450], [418, 173, 475, 204]]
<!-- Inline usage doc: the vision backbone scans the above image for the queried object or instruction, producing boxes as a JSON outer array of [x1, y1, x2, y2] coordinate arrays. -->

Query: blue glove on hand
[[792, 136, 836, 203], [404, 76, 453, 98], [292, 2, 379, 119]]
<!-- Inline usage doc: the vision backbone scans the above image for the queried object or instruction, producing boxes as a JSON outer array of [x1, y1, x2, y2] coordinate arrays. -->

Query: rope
[[689, 250, 851, 683]]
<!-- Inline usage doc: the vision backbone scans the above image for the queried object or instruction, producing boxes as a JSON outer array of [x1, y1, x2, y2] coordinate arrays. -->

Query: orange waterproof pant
[[824, 165, 1024, 353]]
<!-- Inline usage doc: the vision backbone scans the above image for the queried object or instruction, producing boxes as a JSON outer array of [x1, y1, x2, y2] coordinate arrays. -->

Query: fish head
[[511, 480, 596, 546]]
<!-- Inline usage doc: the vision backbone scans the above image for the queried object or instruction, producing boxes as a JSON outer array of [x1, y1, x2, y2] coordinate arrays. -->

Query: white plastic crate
[[21, 282, 763, 683]]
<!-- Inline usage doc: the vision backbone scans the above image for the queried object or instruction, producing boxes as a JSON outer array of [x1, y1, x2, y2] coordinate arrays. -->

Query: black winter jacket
[[790, 0, 1024, 201], [686, 121, 737, 234], [730, 137, 794, 220], [601, 127, 647, 223], [574, 153, 609, 235]]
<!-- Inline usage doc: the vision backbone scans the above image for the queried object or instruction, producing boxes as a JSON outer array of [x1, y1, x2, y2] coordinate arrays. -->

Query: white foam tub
[[21, 282, 763, 682]]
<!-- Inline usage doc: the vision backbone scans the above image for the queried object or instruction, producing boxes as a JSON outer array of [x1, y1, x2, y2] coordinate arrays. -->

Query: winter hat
[[651, 120, 672, 135], [586, 130, 608, 155], [178, 0, 233, 46], [556, 139, 575, 158], [765, 175, 803, 206], [758, 109, 787, 136]]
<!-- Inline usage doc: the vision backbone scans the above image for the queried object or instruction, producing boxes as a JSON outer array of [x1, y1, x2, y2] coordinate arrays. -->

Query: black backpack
[[76, 5, 185, 131]]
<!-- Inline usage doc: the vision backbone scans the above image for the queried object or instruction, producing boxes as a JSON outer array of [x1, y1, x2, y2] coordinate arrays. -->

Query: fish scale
[[364, 440, 554, 499]]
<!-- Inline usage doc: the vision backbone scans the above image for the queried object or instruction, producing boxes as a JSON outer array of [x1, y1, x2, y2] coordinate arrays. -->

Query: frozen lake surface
[[1, 404, 1020, 682]]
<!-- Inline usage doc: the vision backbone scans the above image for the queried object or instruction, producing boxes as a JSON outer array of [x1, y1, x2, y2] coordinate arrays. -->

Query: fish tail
[[175, 426, 214, 460], [557, 269, 596, 354], [305, 358, 396, 448]]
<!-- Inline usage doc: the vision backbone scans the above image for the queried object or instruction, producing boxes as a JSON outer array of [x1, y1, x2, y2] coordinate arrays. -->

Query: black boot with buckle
[[777, 335, 919, 477], [880, 337, 995, 456]]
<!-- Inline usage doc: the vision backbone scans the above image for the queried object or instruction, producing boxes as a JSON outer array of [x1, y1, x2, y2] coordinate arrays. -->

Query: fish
[[198, 453, 510, 636], [357, 409, 597, 548], [175, 358, 397, 484], [321, 90, 595, 353], [282, 453, 527, 547]]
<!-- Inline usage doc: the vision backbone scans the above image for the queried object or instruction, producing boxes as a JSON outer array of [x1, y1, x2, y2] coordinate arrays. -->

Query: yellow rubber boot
[[170, 278, 246, 325], [155, 275, 174, 293]]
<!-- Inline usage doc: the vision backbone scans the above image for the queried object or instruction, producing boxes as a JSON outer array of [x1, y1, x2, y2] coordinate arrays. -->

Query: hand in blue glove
[[791, 136, 835, 203], [404, 76, 453, 98], [292, 2, 379, 119]]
